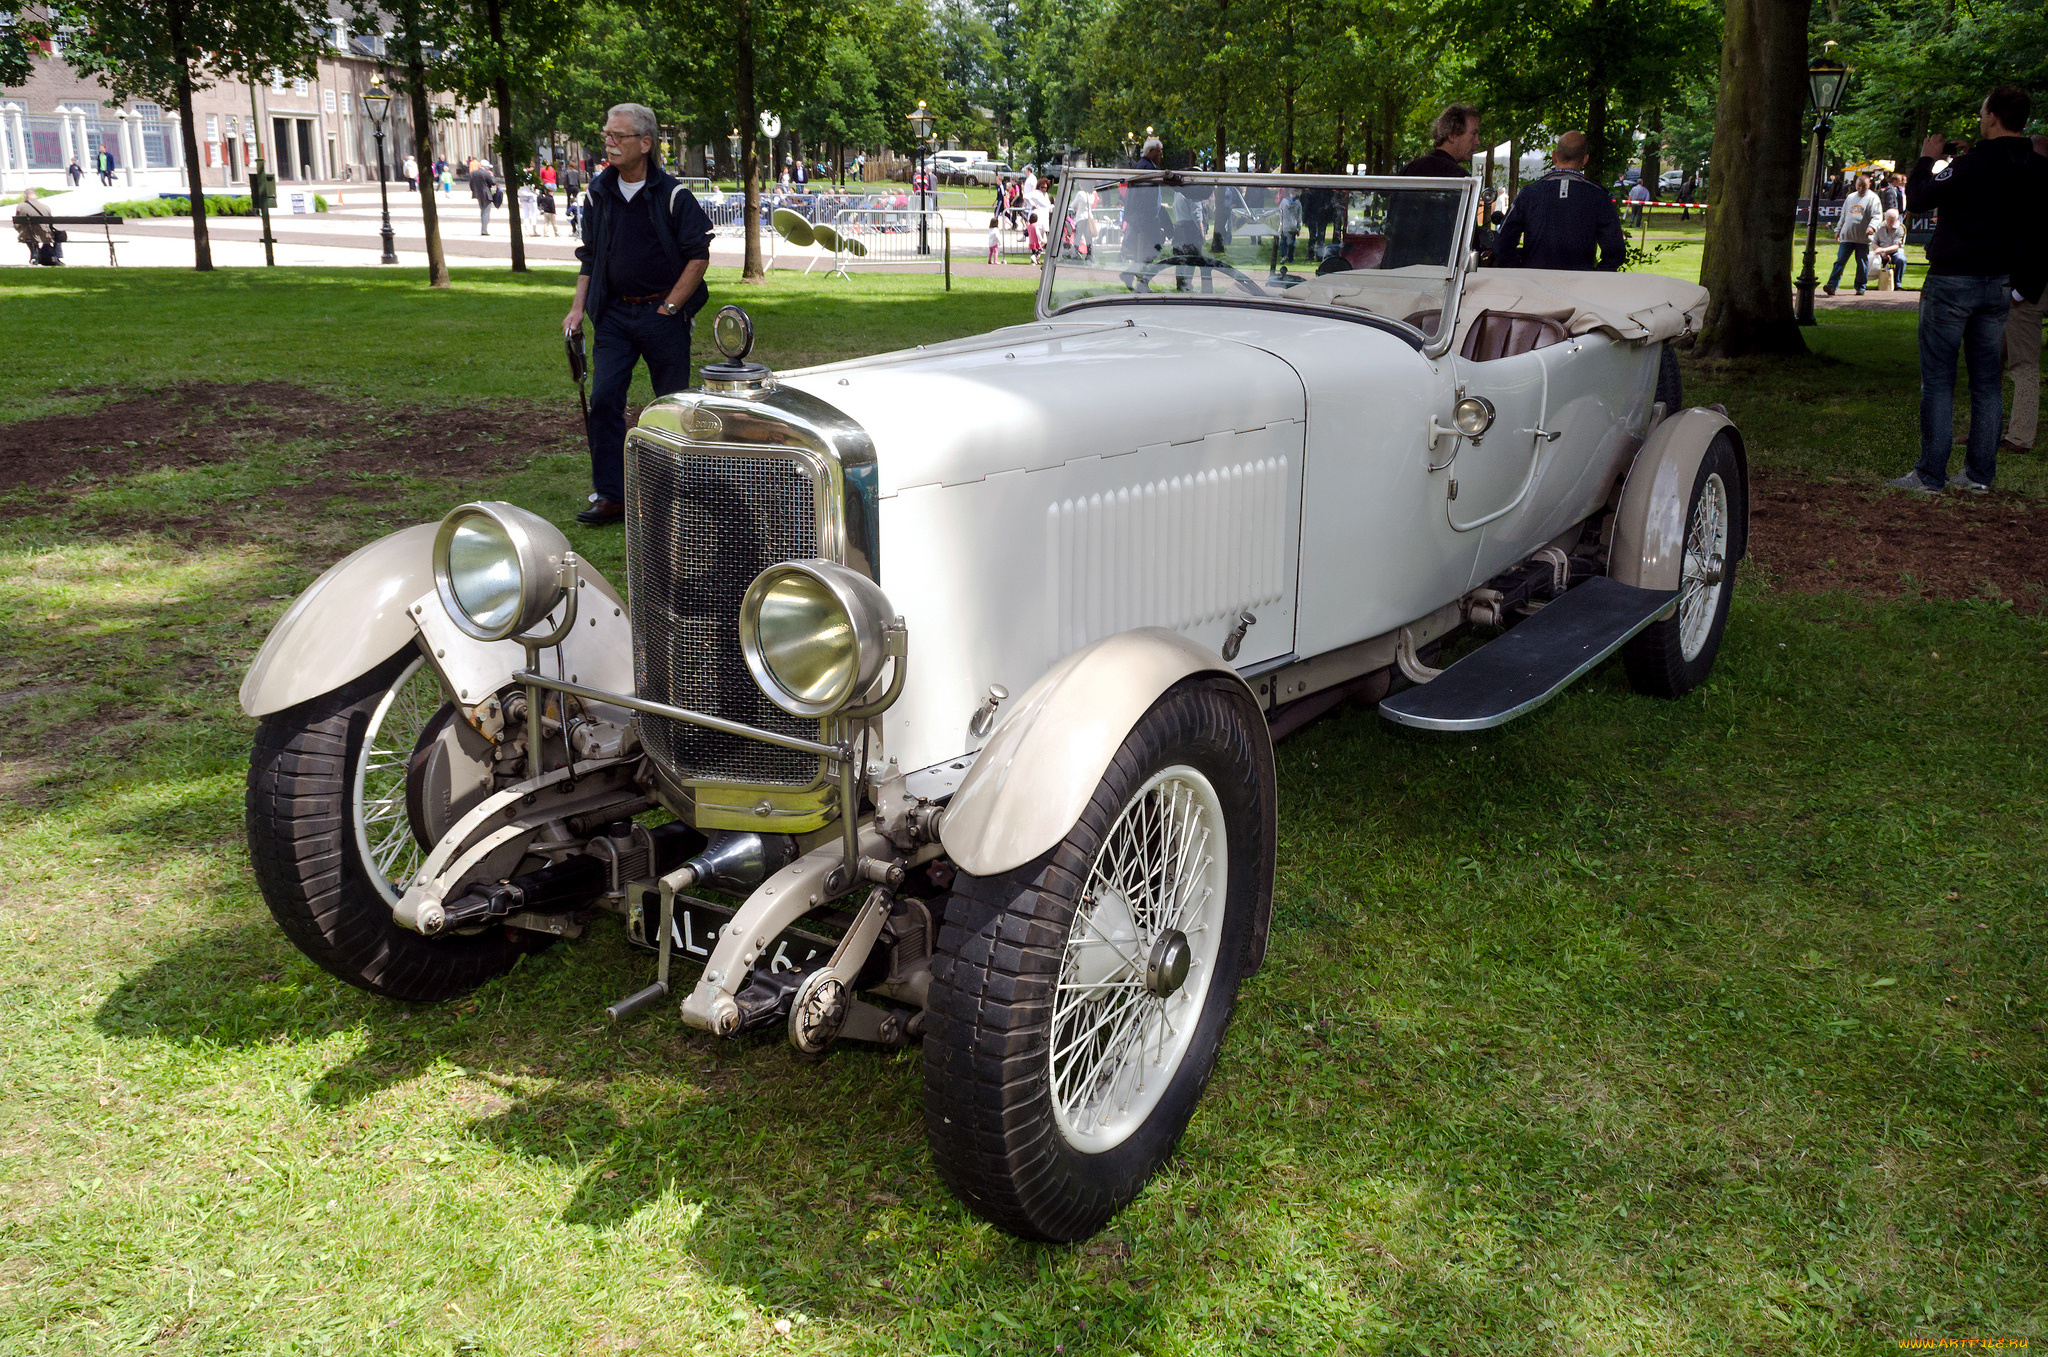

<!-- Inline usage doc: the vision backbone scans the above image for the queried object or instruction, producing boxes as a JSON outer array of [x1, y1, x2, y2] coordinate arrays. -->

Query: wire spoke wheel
[[1677, 472, 1728, 662], [353, 655, 443, 904], [925, 678, 1271, 1242], [1050, 768, 1226, 1153], [1622, 431, 1744, 700]]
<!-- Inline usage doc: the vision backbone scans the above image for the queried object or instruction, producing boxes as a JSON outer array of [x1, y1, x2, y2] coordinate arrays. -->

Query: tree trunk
[[1696, 0, 1811, 358], [735, 2, 762, 281], [408, 55, 449, 287], [1586, 0, 1610, 184], [167, 4, 211, 271], [483, 0, 525, 272], [1508, 137, 1520, 198]]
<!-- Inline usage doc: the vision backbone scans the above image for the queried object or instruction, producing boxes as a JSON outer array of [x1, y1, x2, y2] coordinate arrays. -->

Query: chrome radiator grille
[[625, 440, 823, 786]]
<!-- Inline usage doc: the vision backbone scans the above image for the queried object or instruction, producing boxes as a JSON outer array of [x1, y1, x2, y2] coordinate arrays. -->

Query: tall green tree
[[1696, 0, 1811, 357], [651, 0, 835, 280], [50, 0, 328, 270]]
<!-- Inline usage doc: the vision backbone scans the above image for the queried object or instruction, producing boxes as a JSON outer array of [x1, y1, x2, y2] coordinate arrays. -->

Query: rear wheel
[[924, 679, 1268, 1241], [1622, 433, 1741, 698], [246, 647, 527, 1002]]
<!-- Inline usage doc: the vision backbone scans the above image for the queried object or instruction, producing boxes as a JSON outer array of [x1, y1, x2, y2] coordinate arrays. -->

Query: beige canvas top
[[1278, 267, 1710, 349], [1460, 269, 1709, 345]]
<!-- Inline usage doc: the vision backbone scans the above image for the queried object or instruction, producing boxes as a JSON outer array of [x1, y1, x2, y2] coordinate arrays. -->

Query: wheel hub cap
[[1145, 931, 1191, 996]]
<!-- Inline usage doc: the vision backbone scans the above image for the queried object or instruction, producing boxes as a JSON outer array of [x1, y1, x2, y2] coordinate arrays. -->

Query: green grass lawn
[[0, 267, 2042, 1356]]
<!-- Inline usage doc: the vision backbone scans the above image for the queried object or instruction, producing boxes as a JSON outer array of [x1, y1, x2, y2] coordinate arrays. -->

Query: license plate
[[627, 883, 836, 975]]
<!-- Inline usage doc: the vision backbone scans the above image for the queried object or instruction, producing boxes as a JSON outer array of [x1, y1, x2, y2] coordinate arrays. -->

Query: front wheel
[[246, 647, 528, 1002], [1622, 432, 1743, 698], [924, 679, 1270, 1241]]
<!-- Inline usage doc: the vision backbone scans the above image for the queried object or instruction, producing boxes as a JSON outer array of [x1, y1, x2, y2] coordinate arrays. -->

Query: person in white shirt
[[986, 215, 1001, 263], [518, 182, 538, 235], [1823, 174, 1884, 295], [1869, 207, 1908, 290]]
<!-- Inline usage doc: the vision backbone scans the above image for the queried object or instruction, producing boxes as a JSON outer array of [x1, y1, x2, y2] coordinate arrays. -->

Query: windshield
[[1040, 169, 1475, 342]]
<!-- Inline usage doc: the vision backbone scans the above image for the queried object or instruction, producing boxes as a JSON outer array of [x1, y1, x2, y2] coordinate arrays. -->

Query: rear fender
[[239, 521, 632, 719], [940, 628, 1279, 973], [1610, 407, 1747, 590]]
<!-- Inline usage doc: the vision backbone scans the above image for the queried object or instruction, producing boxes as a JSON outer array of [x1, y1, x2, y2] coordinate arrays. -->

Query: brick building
[[2, 23, 527, 195]]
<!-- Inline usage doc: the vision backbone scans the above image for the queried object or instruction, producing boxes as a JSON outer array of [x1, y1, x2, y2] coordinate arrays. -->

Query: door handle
[[1526, 427, 1562, 442]]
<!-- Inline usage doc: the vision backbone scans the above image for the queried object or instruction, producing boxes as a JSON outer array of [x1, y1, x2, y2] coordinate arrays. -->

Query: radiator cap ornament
[[701, 304, 775, 395]]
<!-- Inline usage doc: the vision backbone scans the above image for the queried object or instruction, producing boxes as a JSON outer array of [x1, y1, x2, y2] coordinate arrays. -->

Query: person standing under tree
[[1823, 174, 1882, 295], [561, 102, 713, 527], [1493, 131, 1625, 272], [1385, 104, 1483, 268], [1995, 133, 2048, 455], [1888, 85, 2047, 494]]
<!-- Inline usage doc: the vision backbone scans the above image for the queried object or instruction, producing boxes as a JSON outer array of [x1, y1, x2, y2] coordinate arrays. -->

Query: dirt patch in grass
[[0, 381, 586, 524], [1748, 467, 2048, 611]]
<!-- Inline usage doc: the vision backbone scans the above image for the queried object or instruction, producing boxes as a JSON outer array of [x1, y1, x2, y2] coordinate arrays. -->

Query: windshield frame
[[1036, 168, 1480, 359]]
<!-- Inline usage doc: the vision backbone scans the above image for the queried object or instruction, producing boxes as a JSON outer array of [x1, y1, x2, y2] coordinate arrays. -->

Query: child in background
[[986, 215, 1001, 264], [538, 185, 559, 235], [1026, 208, 1042, 264]]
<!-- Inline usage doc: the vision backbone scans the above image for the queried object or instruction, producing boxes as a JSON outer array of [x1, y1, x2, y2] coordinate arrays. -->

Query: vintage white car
[[240, 169, 1744, 1242]]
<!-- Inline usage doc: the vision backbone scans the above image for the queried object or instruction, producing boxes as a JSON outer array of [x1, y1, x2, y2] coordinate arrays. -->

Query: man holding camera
[[562, 102, 713, 527], [1890, 86, 2047, 494]]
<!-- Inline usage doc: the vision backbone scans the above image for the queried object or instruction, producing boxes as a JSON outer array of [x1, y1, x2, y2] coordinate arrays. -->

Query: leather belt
[[619, 292, 670, 305]]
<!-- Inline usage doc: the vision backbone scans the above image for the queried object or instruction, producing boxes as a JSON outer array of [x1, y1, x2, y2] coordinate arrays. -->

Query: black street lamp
[[1794, 46, 1850, 325], [908, 98, 933, 255], [362, 77, 400, 265]]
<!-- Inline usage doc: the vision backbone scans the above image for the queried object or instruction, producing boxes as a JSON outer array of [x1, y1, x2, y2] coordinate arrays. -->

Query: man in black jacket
[[1493, 132, 1626, 271], [1382, 104, 1482, 269], [562, 102, 714, 526], [1889, 85, 2046, 494]]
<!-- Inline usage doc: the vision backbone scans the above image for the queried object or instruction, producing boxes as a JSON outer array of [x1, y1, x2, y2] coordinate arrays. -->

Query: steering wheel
[[1126, 251, 1268, 297]]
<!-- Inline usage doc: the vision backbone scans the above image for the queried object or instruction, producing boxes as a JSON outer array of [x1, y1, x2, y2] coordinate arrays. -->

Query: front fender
[[239, 521, 631, 718], [1610, 407, 1747, 591], [940, 627, 1277, 971]]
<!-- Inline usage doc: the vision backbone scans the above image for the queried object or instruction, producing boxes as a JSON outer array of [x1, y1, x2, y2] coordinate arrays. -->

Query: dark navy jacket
[[575, 162, 713, 323], [1495, 169, 1625, 271]]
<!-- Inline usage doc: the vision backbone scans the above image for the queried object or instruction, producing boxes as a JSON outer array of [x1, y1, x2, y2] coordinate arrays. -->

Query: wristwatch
[[658, 301, 681, 316]]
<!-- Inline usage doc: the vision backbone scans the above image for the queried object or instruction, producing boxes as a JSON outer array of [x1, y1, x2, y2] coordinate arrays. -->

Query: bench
[[31, 215, 127, 266]]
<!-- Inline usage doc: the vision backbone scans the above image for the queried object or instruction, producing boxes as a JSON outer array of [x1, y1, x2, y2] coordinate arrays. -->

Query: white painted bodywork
[[773, 271, 1688, 785]]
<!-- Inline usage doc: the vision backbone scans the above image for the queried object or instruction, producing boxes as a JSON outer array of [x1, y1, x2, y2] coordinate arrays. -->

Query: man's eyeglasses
[[601, 130, 649, 144]]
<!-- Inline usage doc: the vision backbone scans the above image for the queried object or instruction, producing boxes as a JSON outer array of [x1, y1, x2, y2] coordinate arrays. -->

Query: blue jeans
[[1826, 241, 1868, 292], [1914, 273, 2011, 488], [587, 301, 694, 502]]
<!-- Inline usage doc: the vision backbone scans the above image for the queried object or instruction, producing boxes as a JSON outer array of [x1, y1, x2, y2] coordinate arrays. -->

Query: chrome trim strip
[[511, 670, 846, 759]]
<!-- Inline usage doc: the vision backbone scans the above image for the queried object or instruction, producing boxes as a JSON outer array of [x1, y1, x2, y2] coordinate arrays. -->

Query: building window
[[271, 71, 288, 93], [293, 77, 309, 97], [324, 89, 336, 113]]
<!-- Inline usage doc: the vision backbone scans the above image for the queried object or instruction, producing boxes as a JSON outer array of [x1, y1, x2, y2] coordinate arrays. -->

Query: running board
[[1378, 577, 1676, 732]]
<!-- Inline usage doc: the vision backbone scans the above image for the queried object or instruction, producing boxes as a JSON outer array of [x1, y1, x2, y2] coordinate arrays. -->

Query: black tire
[[1656, 341, 1682, 412], [1622, 432, 1743, 698], [246, 646, 528, 1002], [924, 678, 1270, 1242]]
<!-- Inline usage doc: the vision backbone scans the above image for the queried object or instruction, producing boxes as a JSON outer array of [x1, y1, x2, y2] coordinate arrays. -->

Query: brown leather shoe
[[574, 497, 624, 526], [1996, 439, 2028, 455]]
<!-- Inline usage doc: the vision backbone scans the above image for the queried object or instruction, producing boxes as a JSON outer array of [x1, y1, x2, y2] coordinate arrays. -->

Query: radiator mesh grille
[[625, 441, 822, 786]]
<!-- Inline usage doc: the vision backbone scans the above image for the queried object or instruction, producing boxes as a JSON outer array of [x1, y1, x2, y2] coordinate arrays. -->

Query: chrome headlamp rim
[[738, 558, 892, 719], [1454, 394, 1496, 438], [431, 501, 572, 643]]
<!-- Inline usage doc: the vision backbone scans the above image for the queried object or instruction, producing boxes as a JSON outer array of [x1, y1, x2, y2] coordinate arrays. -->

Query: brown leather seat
[[1340, 232, 1387, 271], [1460, 309, 1568, 362]]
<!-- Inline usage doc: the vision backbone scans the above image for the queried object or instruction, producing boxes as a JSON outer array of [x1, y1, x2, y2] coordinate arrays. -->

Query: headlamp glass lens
[[755, 571, 855, 709], [1454, 396, 1494, 436], [447, 516, 522, 633]]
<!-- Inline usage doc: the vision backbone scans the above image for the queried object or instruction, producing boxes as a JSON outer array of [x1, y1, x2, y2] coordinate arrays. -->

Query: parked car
[[241, 168, 1742, 1244], [962, 160, 1011, 187], [1659, 169, 1684, 191]]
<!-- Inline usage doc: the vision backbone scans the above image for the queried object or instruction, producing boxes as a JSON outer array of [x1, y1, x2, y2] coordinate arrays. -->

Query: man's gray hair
[[1142, 136, 1162, 157], [607, 103, 658, 141]]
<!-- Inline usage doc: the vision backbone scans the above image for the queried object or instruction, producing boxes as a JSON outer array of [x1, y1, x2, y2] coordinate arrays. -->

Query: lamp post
[[362, 77, 400, 265], [1794, 47, 1850, 326], [907, 98, 933, 255]]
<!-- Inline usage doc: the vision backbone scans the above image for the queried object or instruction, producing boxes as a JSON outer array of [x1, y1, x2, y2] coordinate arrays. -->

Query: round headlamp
[[739, 559, 893, 718], [432, 502, 573, 643], [1454, 394, 1496, 438]]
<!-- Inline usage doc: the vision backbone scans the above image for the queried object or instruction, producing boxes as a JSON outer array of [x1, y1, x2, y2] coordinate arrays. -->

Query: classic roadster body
[[241, 170, 1745, 1241]]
